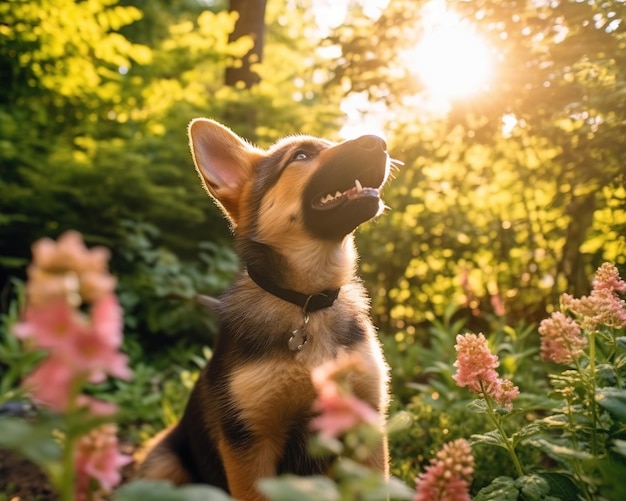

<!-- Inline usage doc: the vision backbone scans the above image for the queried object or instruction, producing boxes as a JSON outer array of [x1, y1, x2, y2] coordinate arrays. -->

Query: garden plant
[[1, 234, 625, 499]]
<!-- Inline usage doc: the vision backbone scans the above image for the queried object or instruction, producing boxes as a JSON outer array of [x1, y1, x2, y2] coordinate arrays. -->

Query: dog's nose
[[356, 135, 387, 152]]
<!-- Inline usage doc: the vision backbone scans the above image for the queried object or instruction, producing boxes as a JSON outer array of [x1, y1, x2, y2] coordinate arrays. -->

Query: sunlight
[[338, 92, 388, 140], [403, 0, 493, 100], [311, 0, 390, 34]]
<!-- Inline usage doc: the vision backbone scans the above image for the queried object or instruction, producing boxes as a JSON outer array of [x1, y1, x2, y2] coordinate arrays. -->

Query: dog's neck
[[238, 235, 357, 296], [246, 266, 340, 312]]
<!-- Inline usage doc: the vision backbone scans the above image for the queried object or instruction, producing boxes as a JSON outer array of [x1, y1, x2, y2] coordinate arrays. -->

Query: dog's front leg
[[218, 437, 280, 501]]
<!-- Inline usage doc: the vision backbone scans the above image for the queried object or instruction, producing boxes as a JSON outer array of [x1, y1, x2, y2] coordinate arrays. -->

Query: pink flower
[[561, 263, 626, 330], [13, 298, 83, 351], [32, 231, 110, 275], [311, 391, 380, 438], [14, 232, 130, 412], [27, 231, 116, 306], [489, 378, 520, 407], [453, 333, 519, 409], [75, 424, 132, 499], [593, 262, 626, 294], [22, 356, 75, 412], [539, 311, 587, 364], [14, 294, 130, 397], [76, 396, 118, 417], [414, 438, 474, 501], [310, 352, 381, 438], [452, 333, 499, 393], [68, 326, 132, 383], [92, 293, 123, 349]]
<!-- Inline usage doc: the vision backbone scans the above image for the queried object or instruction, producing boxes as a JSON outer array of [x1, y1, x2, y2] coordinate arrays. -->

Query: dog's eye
[[291, 150, 311, 162]]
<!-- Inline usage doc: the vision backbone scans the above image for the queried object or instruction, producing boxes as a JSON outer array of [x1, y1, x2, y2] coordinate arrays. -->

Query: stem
[[564, 394, 593, 501], [58, 432, 76, 501], [57, 377, 84, 501], [588, 330, 598, 456], [608, 327, 622, 389], [481, 385, 524, 478]]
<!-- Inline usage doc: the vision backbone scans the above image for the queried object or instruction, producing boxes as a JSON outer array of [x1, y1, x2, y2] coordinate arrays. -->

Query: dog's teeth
[[355, 179, 362, 192], [335, 191, 342, 198]]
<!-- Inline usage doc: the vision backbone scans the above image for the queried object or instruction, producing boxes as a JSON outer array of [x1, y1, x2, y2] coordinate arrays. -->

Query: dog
[[137, 119, 393, 500]]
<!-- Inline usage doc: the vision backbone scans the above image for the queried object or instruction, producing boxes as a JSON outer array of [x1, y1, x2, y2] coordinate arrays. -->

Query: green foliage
[[473, 474, 578, 501], [115, 220, 237, 346], [0, 280, 43, 404], [386, 320, 545, 493], [335, 0, 626, 332], [114, 480, 233, 501]]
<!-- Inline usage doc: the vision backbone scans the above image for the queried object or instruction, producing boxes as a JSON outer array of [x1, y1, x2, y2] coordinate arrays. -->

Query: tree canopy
[[1, 0, 624, 348]]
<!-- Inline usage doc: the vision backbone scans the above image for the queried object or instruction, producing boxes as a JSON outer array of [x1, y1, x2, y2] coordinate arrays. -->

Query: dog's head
[[189, 119, 390, 241], [189, 119, 391, 287]]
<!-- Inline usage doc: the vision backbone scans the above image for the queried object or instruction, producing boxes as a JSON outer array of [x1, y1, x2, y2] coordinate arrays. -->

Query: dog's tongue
[[346, 185, 379, 200]]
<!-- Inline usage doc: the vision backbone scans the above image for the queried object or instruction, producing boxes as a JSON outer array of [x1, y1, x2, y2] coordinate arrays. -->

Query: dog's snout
[[356, 135, 387, 152]]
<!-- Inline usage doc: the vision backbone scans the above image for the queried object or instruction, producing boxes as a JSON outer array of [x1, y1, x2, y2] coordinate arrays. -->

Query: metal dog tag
[[288, 313, 310, 351]]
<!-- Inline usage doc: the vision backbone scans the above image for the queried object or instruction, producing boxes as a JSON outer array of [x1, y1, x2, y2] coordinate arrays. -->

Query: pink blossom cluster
[[538, 311, 587, 364], [561, 263, 626, 331], [452, 333, 519, 409], [539, 263, 626, 364], [12, 231, 131, 494], [310, 351, 380, 438], [414, 438, 474, 501], [75, 424, 132, 501]]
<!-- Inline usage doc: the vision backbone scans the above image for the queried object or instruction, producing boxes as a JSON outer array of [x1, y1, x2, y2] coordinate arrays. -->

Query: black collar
[[247, 267, 340, 313]]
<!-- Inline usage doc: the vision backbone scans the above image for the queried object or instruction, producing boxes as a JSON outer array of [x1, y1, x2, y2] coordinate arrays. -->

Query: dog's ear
[[189, 118, 260, 224]]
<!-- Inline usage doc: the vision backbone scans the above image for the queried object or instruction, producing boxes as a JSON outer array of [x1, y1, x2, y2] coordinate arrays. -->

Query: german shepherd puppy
[[138, 119, 392, 500]]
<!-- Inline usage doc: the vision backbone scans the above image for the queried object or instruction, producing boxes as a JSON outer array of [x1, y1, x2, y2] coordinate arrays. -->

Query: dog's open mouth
[[303, 135, 389, 240], [312, 178, 380, 211]]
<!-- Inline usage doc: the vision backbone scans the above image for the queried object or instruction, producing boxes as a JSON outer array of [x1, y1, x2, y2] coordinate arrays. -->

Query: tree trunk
[[226, 0, 267, 88], [224, 0, 267, 137]]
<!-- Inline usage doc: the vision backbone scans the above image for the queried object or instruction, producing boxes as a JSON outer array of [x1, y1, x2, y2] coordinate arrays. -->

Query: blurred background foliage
[[0, 0, 625, 486]]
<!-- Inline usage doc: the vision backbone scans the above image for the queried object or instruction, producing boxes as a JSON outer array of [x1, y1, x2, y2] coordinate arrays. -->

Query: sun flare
[[404, 0, 493, 100]]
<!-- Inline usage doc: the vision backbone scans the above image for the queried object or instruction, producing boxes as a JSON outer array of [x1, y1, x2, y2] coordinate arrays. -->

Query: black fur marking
[[278, 417, 332, 476], [250, 139, 325, 215], [235, 239, 286, 287], [221, 411, 256, 450], [160, 423, 203, 481], [216, 310, 291, 362], [177, 400, 230, 488], [336, 318, 368, 348]]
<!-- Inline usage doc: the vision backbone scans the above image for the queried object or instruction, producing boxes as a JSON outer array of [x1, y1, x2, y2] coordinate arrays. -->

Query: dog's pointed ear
[[189, 118, 260, 224]]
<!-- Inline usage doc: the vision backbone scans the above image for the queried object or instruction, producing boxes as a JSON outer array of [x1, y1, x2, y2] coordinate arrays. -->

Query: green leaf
[[474, 476, 520, 501], [386, 410, 413, 436], [611, 439, 626, 458], [0, 417, 62, 466], [257, 475, 340, 501], [596, 387, 626, 420], [536, 472, 582, 501], [597, 455, 626, 500], [470, 429, 509, 449], [332, 459, 414, 501], [511, 422, 545, 447], [515, 474, 550, 500], [114, 480, 234, 501], [308, 433, 343, 457], [467, 398, 488, 413], [528, 439, 594, 462]]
